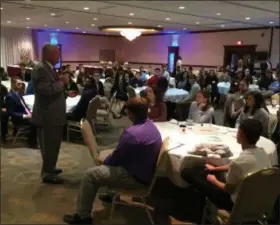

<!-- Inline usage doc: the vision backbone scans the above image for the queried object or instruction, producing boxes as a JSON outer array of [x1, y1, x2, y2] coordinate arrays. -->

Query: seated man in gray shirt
[[181, 119, 272, 211], [63, 97, 162, 224]]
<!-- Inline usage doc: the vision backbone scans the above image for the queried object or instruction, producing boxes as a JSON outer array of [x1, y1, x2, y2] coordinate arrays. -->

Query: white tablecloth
[[218, 82, 259, 95], [23, 95, 81, 113], [156, 122, 278, 187], [2, 80, 28, 92], [135, 87, 189, 103], [267, 105, 279, 116]]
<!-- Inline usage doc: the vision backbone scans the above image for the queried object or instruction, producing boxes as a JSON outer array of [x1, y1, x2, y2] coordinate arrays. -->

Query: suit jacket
[[0, 84, 7, 108], [31, 62, 66, 127], [71, 88, 97, 121], [111, 73, 129, 100], [5, 90, 30, 125]]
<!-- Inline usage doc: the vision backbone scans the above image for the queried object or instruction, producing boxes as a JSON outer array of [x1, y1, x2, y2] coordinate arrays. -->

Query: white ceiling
[[1, 1, 279, 35]]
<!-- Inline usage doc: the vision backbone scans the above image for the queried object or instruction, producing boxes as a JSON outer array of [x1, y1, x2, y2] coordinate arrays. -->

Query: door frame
[[223, 45, 257, 68]]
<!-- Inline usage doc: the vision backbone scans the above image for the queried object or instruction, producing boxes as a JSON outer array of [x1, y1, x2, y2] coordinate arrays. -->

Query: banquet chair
[[127, 86, 136, 98], [268, 113, 278, 139], [104, 77, 114, 100], [80, 118, 113, 165], [108, 137, 170, 224], [96, 91, 116, 126], [202, 167, 280, 225], [13, 125, 30, 144], [66, 96, 100, 142]]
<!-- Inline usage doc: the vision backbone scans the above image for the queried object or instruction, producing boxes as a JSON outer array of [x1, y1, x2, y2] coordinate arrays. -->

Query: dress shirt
[[139, 72, 147, 82], [268, 80, 280, 94], [104, 119, 162, 184], [225, 147, 271, 202], [162, 70, 170, 82]]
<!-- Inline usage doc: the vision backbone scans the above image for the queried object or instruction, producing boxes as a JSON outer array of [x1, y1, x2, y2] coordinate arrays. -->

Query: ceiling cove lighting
[[269, 21, 274, 24], [91, 24, 95, 26], [196, 22, 200, 24], [165, 17, 171, 20], [50, 13, 56, 16], [99, 25, 162, 41], [245, 17, 251, 20], [216, 13, 221, 16], [26, 17, 30, 20], [84, 7, 89, 10], [128, 22, 132, 25], [93, 18, 98, 20], [26, 27, 30, 29], [76, 27, 79, 30], [129, 13, 134, 16], [65, 21, 69, 24], [7, 21, 11, 24], [179, 6, 185, 9]]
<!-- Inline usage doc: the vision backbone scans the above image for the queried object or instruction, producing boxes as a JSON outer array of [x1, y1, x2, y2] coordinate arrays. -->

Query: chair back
[[108, 91, 116, 114], [146, 137, 170, 196], [127, 86, 136, 98], [86, 96, 101, 126], [229, 167, 280, 224], [80, 119, 99, 164], [268, 113, 278, 139], [104, 77, 114, 100]]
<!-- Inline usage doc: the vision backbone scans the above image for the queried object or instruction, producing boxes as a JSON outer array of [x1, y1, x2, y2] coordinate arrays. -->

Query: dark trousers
[[181, 165, 233, 211], [37, 126, 63, 175], [14, 120, 37, 146], [1, 111, 8, 141]]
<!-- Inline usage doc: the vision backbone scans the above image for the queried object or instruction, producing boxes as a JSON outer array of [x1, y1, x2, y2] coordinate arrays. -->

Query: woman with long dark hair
[[235, 91, 269, 137], [188, 90, 214, 123]]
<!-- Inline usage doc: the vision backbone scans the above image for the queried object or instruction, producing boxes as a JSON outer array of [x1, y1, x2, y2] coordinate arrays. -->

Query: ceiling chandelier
[[99, 26, 162, 41]]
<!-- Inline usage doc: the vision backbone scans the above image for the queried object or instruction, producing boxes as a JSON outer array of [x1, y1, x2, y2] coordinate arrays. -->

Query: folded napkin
[[189, 143, 232, 158]]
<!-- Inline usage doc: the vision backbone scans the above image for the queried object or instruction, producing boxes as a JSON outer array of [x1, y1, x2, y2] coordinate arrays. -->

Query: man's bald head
[[42, 44, 60, 66]]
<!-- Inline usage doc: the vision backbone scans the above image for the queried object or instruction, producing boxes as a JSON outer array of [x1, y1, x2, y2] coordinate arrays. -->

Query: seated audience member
[[25, 81, 34, 95], [258, 70, 275, 91], [139, 66, 148, 84], [76, 67, 88, 87], [67, 76, 99, 122], [219, 67, 230, 83], [244, 68, 253, 84], [142, 87, 167, 122], [173, 66, 184, 87], [147, 68, 161, 88], [63, 97, 162, 224], [176, 56, 182, 68], [64, 72, 79, 98], [157, 76, 169, 94], [268, 72, 280, 94], [224, 79, 249, 127], [125, 66, 134, 82], [233, 71, 244, 84], [74, 64, 84, 79], [0, 67, 9, 80], [228, 80, 239, 94], [129, 72, 141, 88], [197, 67, 206, 88], [0, 83, 8, 142], [110, 67, 129, 118], [161, 64, 170, 82], [65, 64, 74, 78], [236, 91, 269, 137], [181, 119, 272, 211], [18, 62, 31, 82], [177, 74, 201, 120], [188, 90, 214, 123], [5, 78, 37, 148], [92, 72, 109, 109], [205, 70, 220, 108]]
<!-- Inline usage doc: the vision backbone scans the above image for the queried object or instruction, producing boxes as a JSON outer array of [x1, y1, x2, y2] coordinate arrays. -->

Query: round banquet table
[[23, 95, 81, 113], [218, 82, 259, 95], [135, 87, 189, 103], [155, 122, 278, 187]]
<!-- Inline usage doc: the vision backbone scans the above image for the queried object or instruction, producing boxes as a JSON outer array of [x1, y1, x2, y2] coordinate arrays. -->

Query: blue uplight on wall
[[172, 34, 179, 47], [50, 32, 58, 45], [168, 53, 175, 72]]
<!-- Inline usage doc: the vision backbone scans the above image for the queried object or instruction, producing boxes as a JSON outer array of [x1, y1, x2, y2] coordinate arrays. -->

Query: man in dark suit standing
[[32, 44, 69, 184], [0, 83, 8, 143]]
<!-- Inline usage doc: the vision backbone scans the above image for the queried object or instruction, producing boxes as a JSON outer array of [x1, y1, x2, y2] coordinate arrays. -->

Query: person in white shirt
[[161, 64, 170, 82], [176, 56, 182, 68], [181, 119, 272, 211], [74, 64, 83, 79]]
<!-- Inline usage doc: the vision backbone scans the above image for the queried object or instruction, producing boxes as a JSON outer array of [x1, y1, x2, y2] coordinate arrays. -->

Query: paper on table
[[161, 134, 183, 151]]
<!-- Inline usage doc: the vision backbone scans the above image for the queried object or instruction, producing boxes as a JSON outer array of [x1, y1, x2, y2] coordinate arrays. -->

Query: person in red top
[[147, 68, 161, 87]]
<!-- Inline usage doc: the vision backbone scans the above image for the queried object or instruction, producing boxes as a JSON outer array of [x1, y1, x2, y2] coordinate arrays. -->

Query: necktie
[[18, 94, 31, 115]]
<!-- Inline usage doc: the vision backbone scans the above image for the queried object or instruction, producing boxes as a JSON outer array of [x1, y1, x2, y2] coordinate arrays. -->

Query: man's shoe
[[42, 174, 64, 184], [63, 213, 92, 224], [54, 168, 63, 175]]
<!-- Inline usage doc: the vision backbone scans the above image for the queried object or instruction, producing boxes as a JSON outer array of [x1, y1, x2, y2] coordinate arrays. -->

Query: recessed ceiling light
[[129, 13, 134, 16], [216, 13, 221, 16], [179, 6, 185, 9], [91, 24, 95, 27], [165, 17, 171, 20], [26, 27, 30, 29], [196, 22, 200, 24], [7, 21, 11, 24], [84, 7, 89, 10], [93, 18, 98, 20], [26, 17, 30, 20], [0, 7, 3, 10], [56, 29, 60, 31], [65, 21, 69, 24], [76, 27, 79, 30], [128, 22, 132, 25], [221, 24, 225, 27], [50, 13, 56, 16], [44, 24, 48, 27], [83, 31, 86, 33], [183, 28, 187, 30], [269, 21, 274, 24], [157, 25, 162, 27], [245, 17, 251, 20]]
